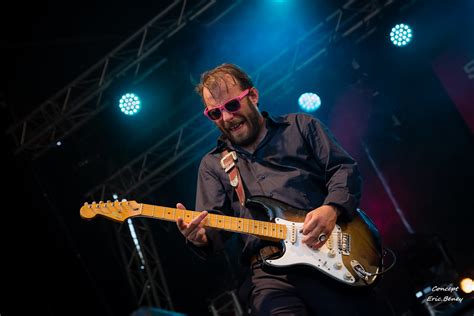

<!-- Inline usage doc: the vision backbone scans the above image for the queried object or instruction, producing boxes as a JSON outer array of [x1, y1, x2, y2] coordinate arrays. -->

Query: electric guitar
[[80, 195, 383, 287]]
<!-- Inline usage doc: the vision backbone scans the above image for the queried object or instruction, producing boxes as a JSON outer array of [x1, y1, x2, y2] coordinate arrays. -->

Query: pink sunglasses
[[203, 88, 251, 120]]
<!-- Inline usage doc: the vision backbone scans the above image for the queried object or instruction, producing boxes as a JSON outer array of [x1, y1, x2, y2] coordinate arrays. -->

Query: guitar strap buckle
[[220, 150, 237, 173], [220, 149, 246, 206]]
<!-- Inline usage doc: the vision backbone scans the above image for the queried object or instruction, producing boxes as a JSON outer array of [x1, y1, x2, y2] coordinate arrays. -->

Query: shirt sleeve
[[188, 155, 233, 259], [302, 115, 362, 220]]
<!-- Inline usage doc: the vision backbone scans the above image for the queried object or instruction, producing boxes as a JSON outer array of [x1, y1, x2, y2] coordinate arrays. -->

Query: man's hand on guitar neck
[[176, 203, 209, 247]]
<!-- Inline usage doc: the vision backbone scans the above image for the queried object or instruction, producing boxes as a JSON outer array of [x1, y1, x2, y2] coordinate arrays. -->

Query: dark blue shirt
[[194, 111, 362, 262]]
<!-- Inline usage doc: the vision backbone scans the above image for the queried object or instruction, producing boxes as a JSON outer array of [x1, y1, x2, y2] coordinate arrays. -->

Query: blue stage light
[[390, 23, 413, 47], [119, 93, 141, 116], [298, 92, 321, 112]]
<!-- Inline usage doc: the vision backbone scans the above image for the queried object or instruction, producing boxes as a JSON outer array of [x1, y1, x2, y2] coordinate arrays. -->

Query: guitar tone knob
[[344, 272, 353, 280], [328, 249, 336, 258], [334, 262, 343, 270]]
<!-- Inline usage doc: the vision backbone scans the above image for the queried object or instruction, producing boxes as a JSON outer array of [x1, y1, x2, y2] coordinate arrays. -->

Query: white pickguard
[[265, 218, 356, 284]]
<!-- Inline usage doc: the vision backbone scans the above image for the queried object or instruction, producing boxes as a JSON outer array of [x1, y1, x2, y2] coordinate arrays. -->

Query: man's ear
[[249, 87, 259, 106]]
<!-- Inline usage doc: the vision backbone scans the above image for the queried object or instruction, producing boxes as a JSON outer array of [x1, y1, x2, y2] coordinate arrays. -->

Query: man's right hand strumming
[[176, 203, 209, 247]]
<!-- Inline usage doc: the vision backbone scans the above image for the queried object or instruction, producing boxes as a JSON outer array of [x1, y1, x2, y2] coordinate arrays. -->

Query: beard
[[219, 103, 262, 147]]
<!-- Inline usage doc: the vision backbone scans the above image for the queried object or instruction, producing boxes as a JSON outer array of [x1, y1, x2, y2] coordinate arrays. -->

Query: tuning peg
[[121, 199, 127, 202], [84, 202, 89, 206], [106, 200, 111, 203], [99, 201, 104, 204]]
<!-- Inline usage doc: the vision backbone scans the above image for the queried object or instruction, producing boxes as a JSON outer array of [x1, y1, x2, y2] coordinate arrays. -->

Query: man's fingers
[[179, 211, 208, 237], [302, 235, 317, 245], [302, 216, 319, 235], [187, 229, 199, 241], [176, 203, 186, 210], [302, 212, 312, 233], [176, 217, 187, 231], [188, 211, 208, 228]]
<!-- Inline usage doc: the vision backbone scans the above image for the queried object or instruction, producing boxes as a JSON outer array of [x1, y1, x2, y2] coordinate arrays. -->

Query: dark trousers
[[238, 263, 392, 316]]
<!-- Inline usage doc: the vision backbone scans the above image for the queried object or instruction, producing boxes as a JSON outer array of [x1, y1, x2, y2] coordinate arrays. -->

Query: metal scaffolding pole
[[112, 216, 175, 310], [86, 112, 219, 202], [7, 0, 217, 160]]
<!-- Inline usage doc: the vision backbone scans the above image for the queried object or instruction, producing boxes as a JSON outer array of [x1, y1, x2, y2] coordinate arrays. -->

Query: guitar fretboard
[[142, 204, 286, 241]]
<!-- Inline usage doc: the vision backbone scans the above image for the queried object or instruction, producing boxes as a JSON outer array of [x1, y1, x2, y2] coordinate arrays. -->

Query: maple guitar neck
[[140, 204, 286, 242]]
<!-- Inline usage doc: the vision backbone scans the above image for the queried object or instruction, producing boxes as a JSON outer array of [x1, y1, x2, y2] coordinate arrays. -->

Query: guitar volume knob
[[328, 249, 336, 258], [344, 272, 353, 280], [334, 262, 343, 270]]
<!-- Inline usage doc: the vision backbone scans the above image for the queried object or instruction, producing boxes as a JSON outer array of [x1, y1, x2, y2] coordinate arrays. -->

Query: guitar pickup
[[290, 223, 296, 244], [341, 233, 351, 255]]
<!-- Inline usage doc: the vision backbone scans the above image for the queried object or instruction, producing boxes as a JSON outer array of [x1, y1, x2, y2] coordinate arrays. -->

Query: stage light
[[112, 193, 118, 200], [298, 92, 321, 112], [119, 93, 141, 116], [56, 141, 62, 146], [390, 23, 412, 47], [460, 278, 473, 294]]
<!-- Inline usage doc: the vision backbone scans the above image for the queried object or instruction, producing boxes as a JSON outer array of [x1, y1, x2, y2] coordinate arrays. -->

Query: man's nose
[[222, 109, 234, 121]]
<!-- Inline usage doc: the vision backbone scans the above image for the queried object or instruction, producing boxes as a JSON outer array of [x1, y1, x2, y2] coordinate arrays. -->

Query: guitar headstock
[[80, 200, 143, 222]]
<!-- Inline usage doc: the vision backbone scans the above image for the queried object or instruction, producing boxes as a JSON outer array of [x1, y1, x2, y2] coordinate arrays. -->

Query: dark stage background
[[2, 0, 473, 315]]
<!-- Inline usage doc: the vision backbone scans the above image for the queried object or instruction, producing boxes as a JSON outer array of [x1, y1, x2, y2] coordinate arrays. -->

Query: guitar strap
[[220, 149, 246, 206]]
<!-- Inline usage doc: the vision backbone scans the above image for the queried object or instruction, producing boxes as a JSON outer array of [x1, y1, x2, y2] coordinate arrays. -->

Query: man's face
[[203, 75, 262, 147]]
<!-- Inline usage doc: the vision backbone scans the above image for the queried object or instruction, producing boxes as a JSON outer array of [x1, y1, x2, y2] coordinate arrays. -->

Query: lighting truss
[[7, 0, 217, 159]]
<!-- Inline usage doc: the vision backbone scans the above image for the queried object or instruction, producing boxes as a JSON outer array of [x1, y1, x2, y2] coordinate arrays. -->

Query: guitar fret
[[176, 208, 184, 221], [166, 207, 173, 220], [92, 203, 287, 242], [144, 204, 285, 240]]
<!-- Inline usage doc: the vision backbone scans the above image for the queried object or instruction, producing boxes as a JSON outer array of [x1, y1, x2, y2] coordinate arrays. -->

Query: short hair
[[195, 63, 253, 105]]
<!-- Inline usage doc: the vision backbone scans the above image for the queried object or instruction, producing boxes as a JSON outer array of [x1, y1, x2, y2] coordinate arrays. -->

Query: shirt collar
[[213, 111, 289, 153]]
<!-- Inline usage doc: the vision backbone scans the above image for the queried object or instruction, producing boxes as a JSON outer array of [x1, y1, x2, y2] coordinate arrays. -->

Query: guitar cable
[[359, 247, 397, 278]]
